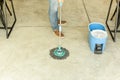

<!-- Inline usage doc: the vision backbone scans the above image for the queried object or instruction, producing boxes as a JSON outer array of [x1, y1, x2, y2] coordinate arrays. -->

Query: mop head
[[50, 47, 69, 60]]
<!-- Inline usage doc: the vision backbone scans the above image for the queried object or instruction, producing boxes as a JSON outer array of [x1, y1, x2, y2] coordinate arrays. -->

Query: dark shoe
[[58, 20, 67, 24], [54, 30, 64, 38]]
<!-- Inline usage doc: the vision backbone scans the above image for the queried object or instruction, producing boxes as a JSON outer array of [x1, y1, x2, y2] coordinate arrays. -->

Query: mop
[[50, 0, 69, 60]]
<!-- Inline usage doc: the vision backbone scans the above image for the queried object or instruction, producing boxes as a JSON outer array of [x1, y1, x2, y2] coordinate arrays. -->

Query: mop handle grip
[[58, 0, 63, 7]]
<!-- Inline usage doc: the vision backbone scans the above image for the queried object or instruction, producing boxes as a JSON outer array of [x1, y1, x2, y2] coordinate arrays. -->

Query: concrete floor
[[0, 0, 120, 80]]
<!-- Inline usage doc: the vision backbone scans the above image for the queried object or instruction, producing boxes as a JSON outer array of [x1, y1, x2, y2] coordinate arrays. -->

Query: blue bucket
[[88, 22, 108, 53]]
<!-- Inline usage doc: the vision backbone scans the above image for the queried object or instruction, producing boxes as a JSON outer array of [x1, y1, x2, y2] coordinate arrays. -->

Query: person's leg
[[48, 0, 59, 31], [48, 0, 64, 37]]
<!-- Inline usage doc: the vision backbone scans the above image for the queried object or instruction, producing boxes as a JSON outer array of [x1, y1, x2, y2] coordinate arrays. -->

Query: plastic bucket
[[88, 22, 108, 53]]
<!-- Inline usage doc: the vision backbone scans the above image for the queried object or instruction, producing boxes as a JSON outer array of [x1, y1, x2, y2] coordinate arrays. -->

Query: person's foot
[[54, 30, 64, 38], [58, 20, 67, 24]]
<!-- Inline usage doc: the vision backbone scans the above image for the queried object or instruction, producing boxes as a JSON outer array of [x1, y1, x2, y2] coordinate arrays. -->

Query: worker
[[48, 0, 66, 37]]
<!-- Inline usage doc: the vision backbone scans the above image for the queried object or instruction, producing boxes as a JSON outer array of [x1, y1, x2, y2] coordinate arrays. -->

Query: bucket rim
[[88, 22, 106, 31]]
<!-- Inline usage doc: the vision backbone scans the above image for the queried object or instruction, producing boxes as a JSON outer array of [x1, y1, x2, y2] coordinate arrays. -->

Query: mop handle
[[59, 5, 62, 31], [58, 1, 63, 47], [59, 0, 63, 27]]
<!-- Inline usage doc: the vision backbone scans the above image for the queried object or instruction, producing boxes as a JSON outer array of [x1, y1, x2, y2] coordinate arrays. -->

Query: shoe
[[54, 30, 64, 38], [58, 20, 67, 24]]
